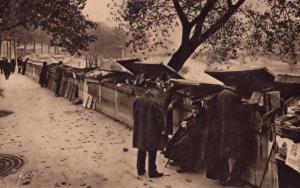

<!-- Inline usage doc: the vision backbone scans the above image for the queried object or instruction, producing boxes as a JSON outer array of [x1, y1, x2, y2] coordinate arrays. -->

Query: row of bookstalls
[[25, 60, 42, 81], [25, 59, 300, 188], [25, 60, 96, 102]]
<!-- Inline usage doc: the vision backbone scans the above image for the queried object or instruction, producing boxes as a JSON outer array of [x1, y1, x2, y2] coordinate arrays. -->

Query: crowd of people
[[132, 78, 248, 187], [0, 56, 29, 79]]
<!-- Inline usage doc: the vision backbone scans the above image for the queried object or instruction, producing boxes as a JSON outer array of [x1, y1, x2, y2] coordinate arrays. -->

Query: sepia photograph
[[0, 0, 299, 187]]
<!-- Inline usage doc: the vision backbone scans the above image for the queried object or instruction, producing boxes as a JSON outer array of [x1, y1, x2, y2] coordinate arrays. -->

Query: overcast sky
[[83, 0, 114, 24], [83, 0, 181, 47]]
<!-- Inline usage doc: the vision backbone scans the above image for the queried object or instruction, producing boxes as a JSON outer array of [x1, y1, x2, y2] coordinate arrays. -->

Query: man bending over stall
[[215, 78, 246, 186]]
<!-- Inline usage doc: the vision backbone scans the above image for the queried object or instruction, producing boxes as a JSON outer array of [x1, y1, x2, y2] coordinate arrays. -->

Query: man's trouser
[[137, 150, 157, 175], [55, 80, 61, 95], [230, 159, 244, 182]]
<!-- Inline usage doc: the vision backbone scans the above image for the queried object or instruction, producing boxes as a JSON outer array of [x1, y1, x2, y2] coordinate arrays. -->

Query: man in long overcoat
[[215, 84, 245, 186], [133, 88, 165, 178], [10, 58, 16, 73], [21, 58, 28, 75], [17, 56, 22, 74], [2, 58, 11, 80]]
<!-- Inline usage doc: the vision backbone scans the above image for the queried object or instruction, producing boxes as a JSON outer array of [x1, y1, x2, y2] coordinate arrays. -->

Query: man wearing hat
[[132, 88, 166, 178]]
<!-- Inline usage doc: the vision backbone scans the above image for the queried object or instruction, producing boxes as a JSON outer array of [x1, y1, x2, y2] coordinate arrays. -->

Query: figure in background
[[10, 58, 16, 73], [21, 58, 28, 75], [3, 57, 11, 80], [0, 86, 3, 97], [0, 58, 3, 74], [133, 88, 166, 178], [55, 61, 63, 97], [39, 62, 48, 87], [215, 80, 246, 187], [17, 56, 22, 74]]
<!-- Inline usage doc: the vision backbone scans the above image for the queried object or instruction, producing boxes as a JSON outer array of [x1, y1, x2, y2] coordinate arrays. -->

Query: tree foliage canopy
[[1, 27, 51, 46], [110, 0, 300, 71], [86, 22, 127, 59], [0, 0, 96, 54]]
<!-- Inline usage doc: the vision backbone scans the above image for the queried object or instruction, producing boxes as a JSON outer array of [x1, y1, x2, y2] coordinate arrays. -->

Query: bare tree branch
[[194, 0, 246, 45], [172, 0, 190, 26], [0, 22, 25, 32], [191, 0, 218, 26], [227, 0, 233, 8], [190, 0, 218, 38]]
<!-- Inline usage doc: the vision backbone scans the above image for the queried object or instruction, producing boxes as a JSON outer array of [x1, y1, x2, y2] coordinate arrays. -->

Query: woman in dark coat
[[133, 88, 165, 178], [39, 62, 48, 87], [164, 109, 205, 173]]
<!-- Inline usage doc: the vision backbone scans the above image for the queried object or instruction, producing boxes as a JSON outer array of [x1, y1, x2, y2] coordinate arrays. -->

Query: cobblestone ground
[[0, 74, 244, 188]]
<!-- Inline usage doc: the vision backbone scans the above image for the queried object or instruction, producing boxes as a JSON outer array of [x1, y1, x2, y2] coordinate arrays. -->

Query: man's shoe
[[168, 161, 177, 166], [149, 172, 163, 178], [219, 176, 230, 186], [177, 168, 193, 173], [138, 170, 146, 176], [228, 179, 245, 187]]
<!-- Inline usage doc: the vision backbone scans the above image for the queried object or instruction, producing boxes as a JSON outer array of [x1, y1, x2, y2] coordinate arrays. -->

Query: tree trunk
[[41, 43, 43, 54], [85, 56, 88, 68], [48, 45, 50, 54], [89, 58, 92, 67], [14, 40, 17, 58], [6, 41, 9, 58], [33, 41, 36, 53], [167, 42, 196, 72], [9, 40, 12, 60], [0, 39, 2, 57], [95, 56, 98, 67], [24, 42, 27, 55]]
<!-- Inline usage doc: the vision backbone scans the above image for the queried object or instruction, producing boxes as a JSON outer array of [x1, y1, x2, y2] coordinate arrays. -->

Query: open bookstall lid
[[169, 79, 224, 97], [116, 59, 184, 79], [204, 67, 275, 91], [275, 74, 300, 97], [275, 74, 300, 89]]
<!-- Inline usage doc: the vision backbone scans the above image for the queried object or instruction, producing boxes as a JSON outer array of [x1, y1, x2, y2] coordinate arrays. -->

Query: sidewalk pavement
[[0, 74, 245, 188]]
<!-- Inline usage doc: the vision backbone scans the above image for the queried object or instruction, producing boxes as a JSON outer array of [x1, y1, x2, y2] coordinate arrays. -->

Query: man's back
[[133, 94, 164, 151], [216, 88, 241, 121]]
